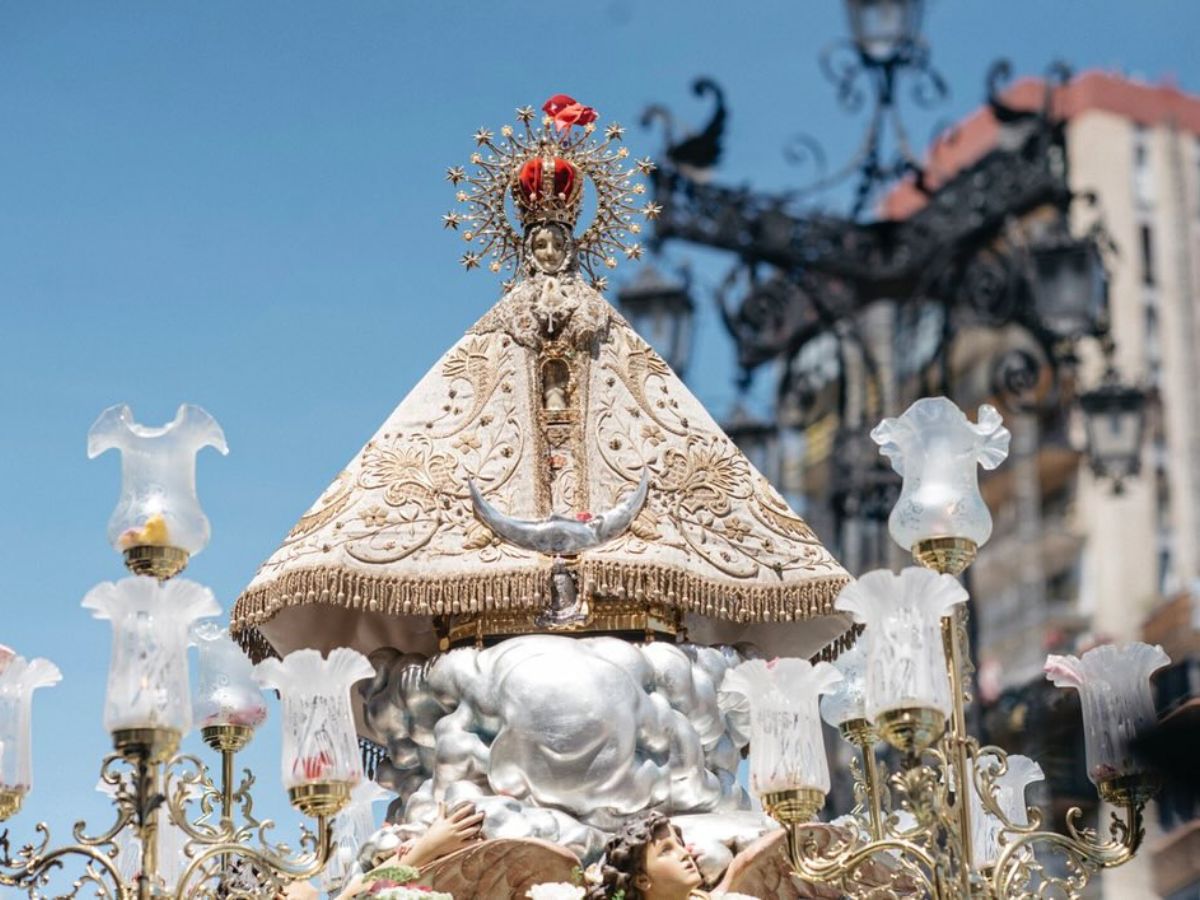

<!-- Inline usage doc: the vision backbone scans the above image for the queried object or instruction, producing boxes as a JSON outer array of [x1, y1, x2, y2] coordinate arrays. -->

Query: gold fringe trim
[[810, 622, 864, 664], [231, 561, 851, 642]]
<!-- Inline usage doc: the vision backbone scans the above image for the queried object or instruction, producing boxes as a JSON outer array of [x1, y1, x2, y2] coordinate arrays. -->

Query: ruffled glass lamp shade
[[0, 652, 61, 811], [1045, 642, 1169, 799], [192, 622, 267, 732], [88, 403, 228, 578], [818, 640, 870, 734], [255, 648, 374, 815], [83, 577, 219, 755], [722, 657, 841, 820], [970, 753, 1044, 869], [871, 397, 1010, 559], [835, 567, 968, 751]]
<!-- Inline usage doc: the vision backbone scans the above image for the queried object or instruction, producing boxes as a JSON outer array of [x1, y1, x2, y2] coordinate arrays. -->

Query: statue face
[[635, 828, 703, 899], [528, 224, 570, 273]]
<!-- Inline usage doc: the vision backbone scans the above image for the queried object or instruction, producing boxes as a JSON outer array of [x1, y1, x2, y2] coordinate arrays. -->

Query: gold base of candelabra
[[761, 788, 825, 825], [912, 537, 977, 576], [113, 727, 181, 764], [0, 787, 25, 821], [123, 545, 189, 580], [201, 723, 255, 754], [838, 718, 878, 746], [288, 781, 350, 818], [1098, 773, 1161, 806], [877, 706, 945, 754]]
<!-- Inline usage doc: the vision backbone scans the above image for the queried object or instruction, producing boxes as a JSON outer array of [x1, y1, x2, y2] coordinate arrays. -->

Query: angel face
[[527, 223, 572, 274], [635, 826, 703, 899]]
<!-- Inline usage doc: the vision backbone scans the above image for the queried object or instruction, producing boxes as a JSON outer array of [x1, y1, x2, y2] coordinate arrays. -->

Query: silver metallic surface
[[361, 634, 761, 861], [468, 469, 650, 556]]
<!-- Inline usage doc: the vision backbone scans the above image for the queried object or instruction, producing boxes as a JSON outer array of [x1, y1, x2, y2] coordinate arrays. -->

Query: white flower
[[526, 884, 585, 900]]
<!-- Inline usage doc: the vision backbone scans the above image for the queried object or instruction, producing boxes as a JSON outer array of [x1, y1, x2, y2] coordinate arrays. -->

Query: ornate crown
[[514, 155, 584, 229], [443, 94, 660, 289]]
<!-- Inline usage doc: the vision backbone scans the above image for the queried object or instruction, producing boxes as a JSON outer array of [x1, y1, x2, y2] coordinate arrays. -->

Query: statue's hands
[[401, 802, 486, 869]]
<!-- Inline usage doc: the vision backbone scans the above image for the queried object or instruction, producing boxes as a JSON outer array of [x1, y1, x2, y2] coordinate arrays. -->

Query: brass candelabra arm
[[782, 821, 939, 899], [163, 754, 245, 845], [0, 822, 130, 899], [171, 813, 333, 899], [988, 794, 1149, 900]]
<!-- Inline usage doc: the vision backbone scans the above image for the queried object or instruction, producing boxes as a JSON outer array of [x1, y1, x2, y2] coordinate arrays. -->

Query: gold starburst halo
[[443, 94, 656, 287]]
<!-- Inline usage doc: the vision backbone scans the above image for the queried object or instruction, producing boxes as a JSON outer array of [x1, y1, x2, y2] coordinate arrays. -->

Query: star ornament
[[446, 167, 466, 184], [442, 212, 463, 230], [473, 127, 494, 145], [461, 252, 481, 270]]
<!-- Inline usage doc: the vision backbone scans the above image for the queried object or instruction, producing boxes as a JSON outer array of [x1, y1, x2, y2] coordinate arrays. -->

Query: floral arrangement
[[361, 863, 451, 899]]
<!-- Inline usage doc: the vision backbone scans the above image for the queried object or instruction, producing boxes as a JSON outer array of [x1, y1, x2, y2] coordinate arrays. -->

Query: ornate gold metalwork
[[287, 781, 351, 819], [201, 723, 254, 754], [763, 546, 1157, 899], [761, 788, 825, 824], [0, 789, 24, 822], [911, 536, 977, 576], [1, 728, 336, 898], [1097, 773, 1160, 806], [439, 597, 682, 649], [876, 706, 945, 754], [122, 544, 189, 580], [113, 726, 181, 764]]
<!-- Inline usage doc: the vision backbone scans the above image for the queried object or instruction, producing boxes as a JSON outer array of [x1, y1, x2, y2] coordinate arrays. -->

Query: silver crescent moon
[[468, 469, 650, 557]]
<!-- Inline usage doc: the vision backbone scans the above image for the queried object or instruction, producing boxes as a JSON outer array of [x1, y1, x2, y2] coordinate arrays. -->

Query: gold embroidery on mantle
[[233, 277, 849, 643]]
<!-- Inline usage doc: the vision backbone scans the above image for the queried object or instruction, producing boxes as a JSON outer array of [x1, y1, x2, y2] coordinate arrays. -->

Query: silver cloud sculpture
[[468, 469, 650, 556]]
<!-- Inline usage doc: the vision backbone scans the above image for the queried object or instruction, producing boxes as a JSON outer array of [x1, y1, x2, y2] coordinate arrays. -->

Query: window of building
[[1140, 224, 1157, 286], [1133, 126, 1154, 207]]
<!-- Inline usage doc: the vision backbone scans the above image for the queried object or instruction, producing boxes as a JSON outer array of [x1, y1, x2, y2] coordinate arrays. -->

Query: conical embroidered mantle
[[231, 277, 848, 655]]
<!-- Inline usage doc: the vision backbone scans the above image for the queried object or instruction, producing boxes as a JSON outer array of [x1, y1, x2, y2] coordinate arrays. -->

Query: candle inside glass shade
[[321, 779, 393, 893], [192, 622, 267, 730], [871, 397, 1010, 552], [1045, 642, 1169, 788], [835, 568, 967, 718], [88, 404, 228, 558], [255, 648, 375, 791], [83, 577, 219, 735], [721, 658, 841, 796], [0, 652, 61, 798]]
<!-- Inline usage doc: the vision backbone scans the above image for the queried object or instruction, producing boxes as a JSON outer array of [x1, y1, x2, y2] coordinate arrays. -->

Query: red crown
[[513, 156, 584, 229]]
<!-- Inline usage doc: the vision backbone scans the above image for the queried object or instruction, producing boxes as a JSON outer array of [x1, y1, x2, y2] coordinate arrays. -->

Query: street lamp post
[[616, 265, 696, 377]]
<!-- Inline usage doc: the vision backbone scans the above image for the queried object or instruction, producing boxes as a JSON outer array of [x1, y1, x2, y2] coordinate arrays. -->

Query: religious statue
[[231, 93, 853, 898]]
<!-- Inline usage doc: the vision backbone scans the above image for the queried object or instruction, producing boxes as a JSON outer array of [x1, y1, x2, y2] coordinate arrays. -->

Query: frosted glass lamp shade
[[722, 658, 841, 796], [83, 577, 219, 734], [1045, 643, 1169, 788], [819, 640, 870, 730], [871, 397, 1010, 552], [835, 567, 967, 718], [255, 648, 374, 790], [0, 653, 61, 796], [970, 753, 1044, 869], [192, 623, 267, 730], [88, 404, 228, 558]]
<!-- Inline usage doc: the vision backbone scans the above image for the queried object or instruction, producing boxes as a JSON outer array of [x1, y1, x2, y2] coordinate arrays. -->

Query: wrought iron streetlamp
[[616, 264, 695, 376], [1028, 227, 1109, 343], [1079, 365, 1148, 493], [844, 0, 925, 65]]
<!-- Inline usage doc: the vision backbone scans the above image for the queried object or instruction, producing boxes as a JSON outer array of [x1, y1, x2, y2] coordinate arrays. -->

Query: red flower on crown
[[543, 94, 597, 132]]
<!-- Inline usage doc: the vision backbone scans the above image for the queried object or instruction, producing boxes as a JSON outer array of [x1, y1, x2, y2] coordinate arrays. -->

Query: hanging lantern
[[617, 265, 696, 377], [1079, 369, 1147, 492], [1030, 232, 1108, 341], [844, 0, 925, 64]]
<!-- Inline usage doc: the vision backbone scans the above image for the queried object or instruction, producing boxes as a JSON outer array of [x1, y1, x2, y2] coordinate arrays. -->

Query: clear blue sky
[[2, 0, 1198, 865]]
